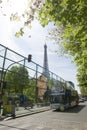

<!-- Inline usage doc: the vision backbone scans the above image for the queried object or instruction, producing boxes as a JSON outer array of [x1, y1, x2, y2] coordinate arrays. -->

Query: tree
[[1, 0, 87, 93], [38, 0, 87, 93], [0, 0, 42, 37], [5, 65, 29, 94], [23, 78, 36, 102]]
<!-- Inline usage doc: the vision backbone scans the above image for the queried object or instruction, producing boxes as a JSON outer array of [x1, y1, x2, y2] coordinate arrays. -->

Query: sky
[[0, 0, 80, 93]]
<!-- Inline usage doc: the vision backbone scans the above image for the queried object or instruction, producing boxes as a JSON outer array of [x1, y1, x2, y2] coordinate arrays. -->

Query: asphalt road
[[0, 101, 87, 130]]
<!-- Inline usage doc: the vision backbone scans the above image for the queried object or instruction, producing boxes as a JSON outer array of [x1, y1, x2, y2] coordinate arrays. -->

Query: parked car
[[79, 97, 85, 102], [82, 97, 87, 101]]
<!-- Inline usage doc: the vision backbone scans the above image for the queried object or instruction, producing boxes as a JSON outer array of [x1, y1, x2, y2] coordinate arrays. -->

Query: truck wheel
[[60, 105, 65, 111]]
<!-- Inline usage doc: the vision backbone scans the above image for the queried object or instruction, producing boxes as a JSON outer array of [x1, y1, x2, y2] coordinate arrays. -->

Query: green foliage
[[15, 28, 24, 38], [10, 13, 20, 21], [1, 0, 87, 93], [39, 0, 87, 93], [80, 87, 87, 96], [0, 0, 42, 37], [5, 65, 29, 94], [5, 66, 38, 102], [23, 78, 36, 102]]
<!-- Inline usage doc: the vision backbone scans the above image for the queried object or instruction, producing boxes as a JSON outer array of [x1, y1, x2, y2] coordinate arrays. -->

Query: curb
[[0, 107, 51, 121], [16, 107, 51, 118]]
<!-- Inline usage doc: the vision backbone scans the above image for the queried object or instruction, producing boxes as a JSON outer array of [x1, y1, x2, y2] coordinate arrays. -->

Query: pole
[[1, 48, 7, 94], [0, 48, 7, 115], [36, 64, 38, 103]]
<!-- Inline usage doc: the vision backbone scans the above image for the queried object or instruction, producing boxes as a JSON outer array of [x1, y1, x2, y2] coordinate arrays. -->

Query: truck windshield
[[50, 95, 65, 103]]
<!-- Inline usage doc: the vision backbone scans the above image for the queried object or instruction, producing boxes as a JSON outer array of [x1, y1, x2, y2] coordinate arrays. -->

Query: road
[[0, 101, 87, 130]]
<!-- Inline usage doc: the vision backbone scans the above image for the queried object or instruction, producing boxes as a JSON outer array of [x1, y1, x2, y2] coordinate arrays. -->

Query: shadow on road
[[53, 104, 86, 113], [64, 105, 86, 113]]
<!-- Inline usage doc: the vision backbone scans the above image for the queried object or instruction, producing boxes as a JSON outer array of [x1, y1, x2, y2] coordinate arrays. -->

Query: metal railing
[[0, 44, 65, 111]]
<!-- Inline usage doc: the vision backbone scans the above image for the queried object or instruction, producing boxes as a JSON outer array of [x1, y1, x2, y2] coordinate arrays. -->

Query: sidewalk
[[0, 106, 50, 120], [16, 106, 50, 118]]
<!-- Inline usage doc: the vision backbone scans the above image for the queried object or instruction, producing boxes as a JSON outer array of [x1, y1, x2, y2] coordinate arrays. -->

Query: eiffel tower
[[42, 44, 50, 78]]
